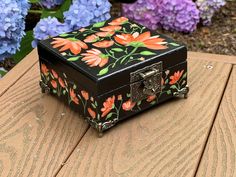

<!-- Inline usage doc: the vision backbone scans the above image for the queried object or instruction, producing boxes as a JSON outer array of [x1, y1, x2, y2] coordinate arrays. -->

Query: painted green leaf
[[73, 84, 77, 89], [167, 90, 172, 95], [63, 90, 67, 95], [170, 85, 177, 89], [53, 89, 57, 94], [182, 72, 187, 79], [95, 101, 98, 107], [140, 51, 156, 56], [106, 113, 113, 120], [93, 21, 106, 28], [165, 79, 169, 84], [169, 43, 180, 47], [150, 101, 156, 105], [137, 101, 142, 106], [98, 67, 109, 76], [59, 33, 69, 37], [67, 56, 80, 61], [126, 93, 131, 98], [112, 48, 123, 52], [92, 103, 96, 109]]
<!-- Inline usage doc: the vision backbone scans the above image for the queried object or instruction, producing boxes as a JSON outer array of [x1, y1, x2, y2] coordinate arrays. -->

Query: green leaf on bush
[[98, 67, 109, 76], [112, 48, 123, 52], [0, 68, 7, 78], [29, 0, 39, 3], [140, 51, 156, 56], [169, 43, 180, 47], [12, 31, 34, 63], [93, 21, 106, 28], [67, 56, 80, 61]]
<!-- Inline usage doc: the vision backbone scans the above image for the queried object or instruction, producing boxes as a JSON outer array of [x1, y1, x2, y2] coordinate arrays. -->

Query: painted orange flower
[[58, 77, 65, 88], [84, 34, 99, 43], [146, 95, 156, 102], [117, 95, 122, 100], [92, 40, 114, 48], [41, 63, 49, 75], [114, 31, 168, 50], [169, 70, 184, 85], [51, 38, 88, 55], [70, 88, 79, 104], [51, 80, 57, 89], [122, 100, 136, 111], [101, 96, 115, 117], [88, 108, 96, 119], [109, 17, 129, 26], [81, 90, 89, 100], [81, 48, 108, 68], [96, 26, 122, 37], [51, 69, 58, 79]]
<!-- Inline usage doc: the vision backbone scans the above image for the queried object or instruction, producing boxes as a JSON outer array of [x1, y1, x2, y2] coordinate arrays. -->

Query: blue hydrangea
[[0, 0, 30, 61], [32, 17, 71, 47], [64, 0, 111, 30], [196, 0, 226, 26], [157, 0, 200, 33], [122, 0, 161, 30], [40, 0, 64, 9]]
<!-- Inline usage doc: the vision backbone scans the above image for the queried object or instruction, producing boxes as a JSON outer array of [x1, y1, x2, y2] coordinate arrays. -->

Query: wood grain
[[196, 66, 236, 177], [57, 60, 232, 177], [0, 49, 38, 96], [188, 52, 236, 65], [0, 64, 89, 177]]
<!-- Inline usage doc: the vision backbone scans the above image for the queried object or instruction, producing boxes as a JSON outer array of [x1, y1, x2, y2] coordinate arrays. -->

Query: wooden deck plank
[[196, 66, 236, 177], [57, 59, 232, 177], [188, 52, 236, 65], [0, 64, 89, 177], [0, 49, 38, 96]]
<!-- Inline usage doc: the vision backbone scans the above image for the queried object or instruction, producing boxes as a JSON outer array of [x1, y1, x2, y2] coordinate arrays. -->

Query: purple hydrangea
[[157, 0, 200, 33], [196, 0, 226, 26], [0, 0, 30, 61], [40, 0, 64, 9], [64, 0, 111, 30], [32, 17, 71, 48], [122, 0, 161, 30]]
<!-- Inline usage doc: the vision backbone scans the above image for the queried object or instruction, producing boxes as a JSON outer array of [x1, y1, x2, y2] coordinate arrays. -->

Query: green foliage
[[12, 31, 34, 63]]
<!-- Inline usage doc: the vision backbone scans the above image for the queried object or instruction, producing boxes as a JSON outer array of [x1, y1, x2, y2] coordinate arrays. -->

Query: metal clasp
[[130, 62, 162, 102]]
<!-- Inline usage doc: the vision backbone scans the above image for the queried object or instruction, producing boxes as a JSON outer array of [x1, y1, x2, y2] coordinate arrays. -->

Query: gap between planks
[[193, 64, 233, 177]]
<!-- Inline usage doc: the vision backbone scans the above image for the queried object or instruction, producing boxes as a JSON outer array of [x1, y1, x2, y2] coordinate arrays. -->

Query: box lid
[[38, 17, 187, 96]]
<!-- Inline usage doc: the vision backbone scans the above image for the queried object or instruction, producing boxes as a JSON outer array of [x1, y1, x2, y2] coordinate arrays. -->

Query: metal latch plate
[[130, 62, 162, 102]]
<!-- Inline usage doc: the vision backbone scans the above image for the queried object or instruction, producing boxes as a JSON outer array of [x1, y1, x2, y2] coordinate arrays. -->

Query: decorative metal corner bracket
[[39, 80, 51, 94], [173, 85, 189, 99]]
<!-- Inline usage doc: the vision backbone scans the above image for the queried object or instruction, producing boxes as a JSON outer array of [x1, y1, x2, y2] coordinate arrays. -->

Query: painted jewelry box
[[38, 17, 189, 136]]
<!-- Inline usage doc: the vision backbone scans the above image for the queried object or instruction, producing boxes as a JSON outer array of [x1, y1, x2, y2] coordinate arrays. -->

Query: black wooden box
[[38, 17, 189, 136]]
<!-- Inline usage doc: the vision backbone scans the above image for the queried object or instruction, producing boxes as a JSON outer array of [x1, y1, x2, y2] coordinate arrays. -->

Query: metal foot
[[174, 85, 189, 99], [39, 80, 50, 94], [98, 132, 104, 138]]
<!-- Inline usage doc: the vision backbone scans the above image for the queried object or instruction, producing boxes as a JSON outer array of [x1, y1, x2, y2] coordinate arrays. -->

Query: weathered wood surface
[[0, 64, 89, 177], [189, 52, 236, 65], [57, 60, 232, 177], [0, 49, 38, 96], [196, 66, 236, 177]]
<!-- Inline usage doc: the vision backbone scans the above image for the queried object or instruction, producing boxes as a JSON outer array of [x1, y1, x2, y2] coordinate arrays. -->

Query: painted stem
[[120, 46, 139, 64]]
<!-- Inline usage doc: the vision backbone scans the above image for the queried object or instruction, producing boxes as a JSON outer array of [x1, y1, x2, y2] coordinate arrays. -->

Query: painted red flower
[[122, 100, 136, 111], [81, 90, 89, 100], [70, 88, 79, 104], [146, 95, 156, 102], [88, 108, 96, 119], [96, 26, 122, 37], [109, 17, 129, 26], [114, 31, 168, 50], [84, 34, 99, 43], [81, 48, 108, 67], [51, 69, 58, 79], [92, 40, 114, 48], [58, 77, 65, 88], [101, 96, 115, 117], [51, 80, 57, 89], [41, 63, 49, 75], [169, 70, 184, 85], [51, 38, 88, 55]]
